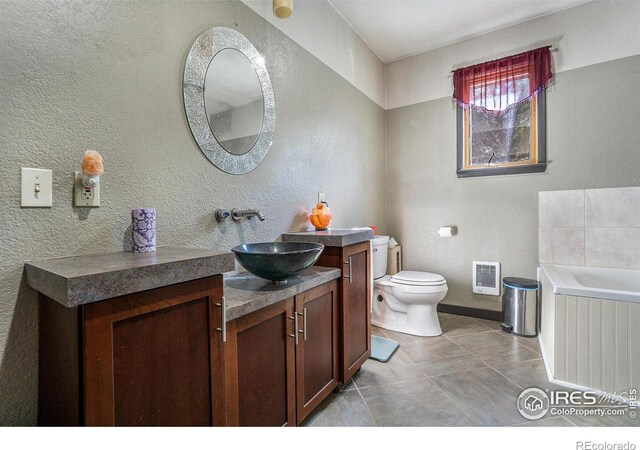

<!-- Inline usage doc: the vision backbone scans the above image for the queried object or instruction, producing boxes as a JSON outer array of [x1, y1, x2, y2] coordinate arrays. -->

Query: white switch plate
[[318, 192, 325, 203], [21, 168, 52, 207], [74, 172, 100, 207]]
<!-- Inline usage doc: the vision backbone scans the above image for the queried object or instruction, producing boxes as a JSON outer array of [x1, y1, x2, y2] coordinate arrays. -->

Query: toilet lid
[[391, 271, 445, 286]]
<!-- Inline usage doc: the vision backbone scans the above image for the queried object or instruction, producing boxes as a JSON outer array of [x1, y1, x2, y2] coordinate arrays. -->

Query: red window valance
[[453, 46, 553, 111]]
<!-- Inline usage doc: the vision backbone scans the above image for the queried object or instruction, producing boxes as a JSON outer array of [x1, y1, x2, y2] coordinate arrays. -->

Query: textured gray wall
[[0, 1, 385, 425], [386, 55, 640, 313]]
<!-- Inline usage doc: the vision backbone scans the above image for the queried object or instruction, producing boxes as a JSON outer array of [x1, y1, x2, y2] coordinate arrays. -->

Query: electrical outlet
[[74, 172, 100, 207], [81, 185, 93, 200]]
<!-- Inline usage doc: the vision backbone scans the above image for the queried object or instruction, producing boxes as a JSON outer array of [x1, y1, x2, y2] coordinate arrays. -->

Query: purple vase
[[132, 208, 156, 253]]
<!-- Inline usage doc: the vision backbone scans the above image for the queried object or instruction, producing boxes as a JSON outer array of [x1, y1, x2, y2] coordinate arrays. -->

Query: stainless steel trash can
[[501, 277, 539, 337]]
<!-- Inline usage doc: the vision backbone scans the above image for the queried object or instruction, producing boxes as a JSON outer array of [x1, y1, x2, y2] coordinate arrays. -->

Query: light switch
[[21, 168, 53, 208]]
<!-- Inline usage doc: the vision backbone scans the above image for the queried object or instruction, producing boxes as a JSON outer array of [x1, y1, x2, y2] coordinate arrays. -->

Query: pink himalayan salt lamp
[[82, 150, 104, 176]]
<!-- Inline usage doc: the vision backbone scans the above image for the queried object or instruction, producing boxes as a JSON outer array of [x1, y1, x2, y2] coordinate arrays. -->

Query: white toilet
[[371, 236, 448, 336]]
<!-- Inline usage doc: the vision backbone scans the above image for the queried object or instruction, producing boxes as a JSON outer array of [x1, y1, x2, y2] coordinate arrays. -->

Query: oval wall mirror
[[183, 27, 275, 174], [204, 49, 264, 156]]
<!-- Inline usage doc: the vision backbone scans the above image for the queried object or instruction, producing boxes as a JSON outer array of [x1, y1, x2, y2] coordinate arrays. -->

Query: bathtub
[[538, 264, 640, 402], [541, 264, 640, 303]]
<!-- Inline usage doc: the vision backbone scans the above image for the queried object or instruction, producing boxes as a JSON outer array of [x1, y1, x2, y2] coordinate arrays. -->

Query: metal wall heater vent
[[472, 261, 501, 296]]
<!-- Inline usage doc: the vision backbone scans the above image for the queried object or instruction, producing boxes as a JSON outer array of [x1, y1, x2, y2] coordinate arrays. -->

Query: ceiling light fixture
[[273, 0, 292, 19]]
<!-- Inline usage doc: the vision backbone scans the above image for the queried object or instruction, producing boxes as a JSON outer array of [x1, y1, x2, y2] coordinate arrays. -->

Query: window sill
[[456, 163, 547, 178]]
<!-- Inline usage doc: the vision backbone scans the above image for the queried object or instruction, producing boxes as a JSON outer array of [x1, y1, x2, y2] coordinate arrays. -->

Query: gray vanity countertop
[[25, 247, 235, 307], [224, 267, 341, 321], [281, 228, 374, 247]]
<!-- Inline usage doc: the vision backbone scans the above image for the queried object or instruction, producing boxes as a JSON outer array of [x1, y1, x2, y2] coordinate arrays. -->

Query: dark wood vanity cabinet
[[224, 280, 339, 426], [224, 299, 296, 426], [38, 255, 341, 427], [317, 241, 371, 383], [294, 280, 340, 422], [39, 276, 227, 426]]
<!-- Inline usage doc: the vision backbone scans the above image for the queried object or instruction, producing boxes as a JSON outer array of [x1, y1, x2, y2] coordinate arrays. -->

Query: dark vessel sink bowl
[[231, 242, 325, 284]]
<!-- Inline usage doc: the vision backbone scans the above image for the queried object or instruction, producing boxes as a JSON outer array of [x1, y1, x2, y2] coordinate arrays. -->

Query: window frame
[[455, 75, 547, 178]]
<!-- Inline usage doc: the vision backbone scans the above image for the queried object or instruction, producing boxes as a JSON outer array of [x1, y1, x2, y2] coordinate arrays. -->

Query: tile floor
[[302, 314, 638, 427]]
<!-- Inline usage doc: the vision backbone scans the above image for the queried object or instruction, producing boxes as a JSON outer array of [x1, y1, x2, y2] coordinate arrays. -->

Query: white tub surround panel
[[553, 294, 638, 397], [539, 268, 556, 375], [539, 265, 640, 401]]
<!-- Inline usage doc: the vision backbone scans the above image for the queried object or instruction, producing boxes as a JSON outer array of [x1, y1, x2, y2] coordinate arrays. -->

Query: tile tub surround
[[539, 187, 640, 269], [538, 227, 585, 266], [25, 247, 235, 307], [282, 228, 374, 247], [587, 228, 640, 270], [303, 316, 638, 427], [223, 266, 341, 321], [586, 187, 640, 228], [539, 190, 585, 228]]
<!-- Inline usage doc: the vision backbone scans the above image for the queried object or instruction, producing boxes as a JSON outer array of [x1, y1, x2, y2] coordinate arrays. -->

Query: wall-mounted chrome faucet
[[215, 208, 265, 222], [232, 208, 265, 221]]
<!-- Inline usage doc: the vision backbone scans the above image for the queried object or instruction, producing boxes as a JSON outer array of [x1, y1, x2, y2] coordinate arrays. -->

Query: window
[[453, 47, 552, 177]]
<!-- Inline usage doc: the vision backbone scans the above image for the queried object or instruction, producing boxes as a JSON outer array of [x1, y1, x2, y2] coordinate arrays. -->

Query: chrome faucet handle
[[231, 208, 243, 221], [215, 209, 230, 221]]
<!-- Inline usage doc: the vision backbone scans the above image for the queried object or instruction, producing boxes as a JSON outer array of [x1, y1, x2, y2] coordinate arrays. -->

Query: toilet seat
[[374, 274, 448, 294], [391, 271, 446, 286]]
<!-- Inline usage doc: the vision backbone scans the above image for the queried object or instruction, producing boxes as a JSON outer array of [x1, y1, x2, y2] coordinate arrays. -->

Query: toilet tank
[[371, 235, 390, 279]]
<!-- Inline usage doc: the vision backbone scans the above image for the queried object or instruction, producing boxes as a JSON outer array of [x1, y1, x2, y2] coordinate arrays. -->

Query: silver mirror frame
[[183, 27, 275, 175]]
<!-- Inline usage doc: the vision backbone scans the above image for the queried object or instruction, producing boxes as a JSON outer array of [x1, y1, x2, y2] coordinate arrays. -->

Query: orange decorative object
[[82, 150, 104, 176], [309, 202, 332, 231]]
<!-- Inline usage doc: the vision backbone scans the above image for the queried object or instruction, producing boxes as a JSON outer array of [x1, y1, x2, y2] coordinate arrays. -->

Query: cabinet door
[[294, 280, 339, 424], [341, 242, 371, 382], [225, 299, 296, 426], [82, 276, 226, 426]]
